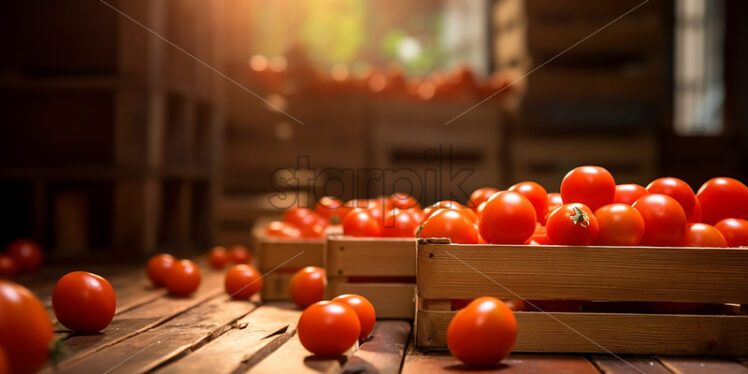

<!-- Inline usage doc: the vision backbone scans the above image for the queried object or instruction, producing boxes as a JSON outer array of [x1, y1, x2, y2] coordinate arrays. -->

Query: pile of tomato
[[0, 238, 43, 277]]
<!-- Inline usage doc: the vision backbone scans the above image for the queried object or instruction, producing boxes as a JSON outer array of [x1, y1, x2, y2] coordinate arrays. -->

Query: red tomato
[[0, 255, 17, 277], [545, 193, 563, 224], [265, 221, 302, 239], [52, 271, 116, 333], [316, 196, 344, 223], [382, 208, 420, 237], [508, 181, 549, 222], [479, 191, 537, 244], [146, 253, 176, 287], [594, 204, 645, 246], [447, 297, 517, 367], [224, 264, 263, 300], [290, 266, 326, 308], [390, 192, 420, 210], [165, 259, 201, 297], [689, 198, 702, 223], [632, 194, 687, 246], [0, 280, 54, 374], [681, 223, 728, 247], [560, 166, 616, 211], [283, 207, 314, 227], [613, 184, 649, 205], [467, 187, 499, 211], [332, 294, 376, 340], [529, 224, 552, 245], [646, 177, 697, 220], [696, 177, 748, 224], [0, 346, 8, 374], [714, 218, 748, 247], [229, 245, 252, 264], [504, 299, 526, 311], [5, 239, 42, 272], [297, 301, 361, 357], [419, 209, 479, 244], [546, 203, 599, 245], [208, 246, 229, 269], [342, 208, 383, 237], [423, 201, 473, 221]]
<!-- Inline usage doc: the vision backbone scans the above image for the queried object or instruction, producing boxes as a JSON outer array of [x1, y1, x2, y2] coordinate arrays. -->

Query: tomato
[[297, 301, 361, 357], [560, 166, 616, 211], [689, 198, 702, 223], [714, 218, 748, 247], [632, 194, 687, 246], [290, 266, 326, 308], [594, 204, 645, 246], [208, 246, 229, 269], [316, 196, 345, 223], [546, 203, 599, 245], [479, 191, 537, 244], [447, 297, 516, 367], [342, 208, 383, 237], [681, 223, 727, 247], [528, 224, 552, 245], [229, 245, 252, 264], [419, 209, 479, 244], [0, 280, 54, 374], [508, 181, 549, 222], [165, 259, 201, 297], [451, 298, 526, 312], [613, 184, 649, 205], [696, 177, 748, 224], [0, 346, 8, 374], [52, 271, 116, 333], [646, 177, 697, 220], [265, 221, 302, 239], [0, 255, 17, 277], [224, 264, 263, 300], [382, 208, 420, 237], [390, 192, 420, 210], [423, 201, 473, 222], [332, 294, 376, 340], [146, 253, 176, 287], [283, 207, 314, 227], [544, 193, 563, 224], [467, 187, 499, 211], [5, 238, 42, 272]]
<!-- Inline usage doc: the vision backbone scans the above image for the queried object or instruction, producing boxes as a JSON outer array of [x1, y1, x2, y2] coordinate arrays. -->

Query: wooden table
[[19, 259, 748, 374]]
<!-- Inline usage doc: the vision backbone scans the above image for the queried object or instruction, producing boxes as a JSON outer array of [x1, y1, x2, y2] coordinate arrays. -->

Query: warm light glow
[[397, 36, 422, 61], [249, 55, 268, 71]]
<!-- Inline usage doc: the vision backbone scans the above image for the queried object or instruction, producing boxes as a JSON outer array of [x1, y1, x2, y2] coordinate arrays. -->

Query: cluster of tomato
[[0, 238, 43, 277], [264, 197, 341, 239]]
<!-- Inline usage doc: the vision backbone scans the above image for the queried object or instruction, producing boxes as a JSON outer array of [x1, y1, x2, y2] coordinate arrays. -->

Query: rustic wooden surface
[[17, 258, 748, 374]]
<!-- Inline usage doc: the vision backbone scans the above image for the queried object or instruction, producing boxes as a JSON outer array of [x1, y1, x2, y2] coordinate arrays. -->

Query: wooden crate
[[415, 238, 748, 356], [325, 235, 417, 319]]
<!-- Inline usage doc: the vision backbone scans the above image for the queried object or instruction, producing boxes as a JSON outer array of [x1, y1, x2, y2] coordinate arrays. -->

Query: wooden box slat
[[327, 282, 416, 319]]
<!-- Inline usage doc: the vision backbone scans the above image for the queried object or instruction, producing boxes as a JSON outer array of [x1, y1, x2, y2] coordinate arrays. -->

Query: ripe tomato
[[265, 221, 302, 239], [390, 192, 420, 210], [423, 201, 474, 222], [632, 194, 687, 246], [165, 259, 201, 297], [229, 245, 252, 264], [545, 192, 563, 224], [316, 196, 345, 223], [224, 264, 263, 299], [146, 253, 176, 287], [613, 184, 649, 205], [297, 301, 361, 357], [560, 166, 616, 211], [5, 238, 42, 272], [0, 280, 54, 374], [0, 255, 17, 277], [0, 346, 8, 374], [52, 271, 116, 333], [689, 198, 702, 223], [479, 191, 536, 244], [594, 204, 645, 246], [646, 177, 697, 220], [420, 209, 479, 244], [714, 218, 748, 247], [696, 177, 748, 224], [332, 294, 376, 340], [342, 208, 383, 237], [681, 223, 727, 247], [382, 208, 420, 237], [290, 266, 326, 308], [208, 246, 229, 269], [467, 187, 499, 211], [508, 181, 549, 222], [528, 224, 552, 245], [546, 203, 599, 245], [283, 207, 314, 227], [447, 297, 516, 367]]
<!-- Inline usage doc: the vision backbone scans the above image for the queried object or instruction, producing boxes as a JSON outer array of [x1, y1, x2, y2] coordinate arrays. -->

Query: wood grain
[[327, 281, 415, 319], [342, 320, 411, 374], [657, 356, 748, 374], [249, 332, 357, 374], [591, 355, 672, 374], [326, 236, 416, 277]]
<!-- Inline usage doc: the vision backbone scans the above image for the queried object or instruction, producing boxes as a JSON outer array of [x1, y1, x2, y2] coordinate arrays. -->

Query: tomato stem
[[569, 207, 590, 228]]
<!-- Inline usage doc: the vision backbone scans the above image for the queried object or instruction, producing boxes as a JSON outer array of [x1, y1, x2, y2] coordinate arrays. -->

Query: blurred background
[[0, 0, 746, 258]]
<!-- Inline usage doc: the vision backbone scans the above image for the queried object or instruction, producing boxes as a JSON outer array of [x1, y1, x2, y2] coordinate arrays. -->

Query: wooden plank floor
[[17, 260, 748, 374]]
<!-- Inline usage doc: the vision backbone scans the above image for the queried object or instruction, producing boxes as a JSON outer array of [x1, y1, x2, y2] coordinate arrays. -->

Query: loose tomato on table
[[467, 187, 499, 211], [681, 223, 728, 247], [382, 208, 420, 237], [146, 253, 176, 287], [479, 191, 536, 244], [6, 238, 43, 272], [546, 203, 599, 245], [0, 280, 54, 374], [52, 271, 116, 333], [560, 166, 616, 211], [290, 266, 326, 308], [208, 246, 229, 269], [297, 301, 361, 357], [0, 255, 17, 277], [224, 264, 263, 299], [332, 294, 376, 340], [594, 204, 645, 246], [419, 209, 479, 244], [613, 184, 649, 205], [696, 177, 748, 224], [646, 177, 697, 220], [714, 218, 748, 247], [342, 208, 383, 237], [447, 297, 517, 368], [632, 194, 687, 246], [508, 181, 549, 222], [229, 245, 252, 264], [165, 259, 201, 297]]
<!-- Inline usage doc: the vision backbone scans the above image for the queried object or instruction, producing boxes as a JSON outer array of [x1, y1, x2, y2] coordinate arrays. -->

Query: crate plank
[[327, 236, 415, 277], [327, 281, 415, 319], [156, 303, 300, 374], [249, 332, 357, 374], [53, 297, 256, 374], [341, 320, 411, 374], [591, 355, 672, 374], [657, 357, 748, 374]]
